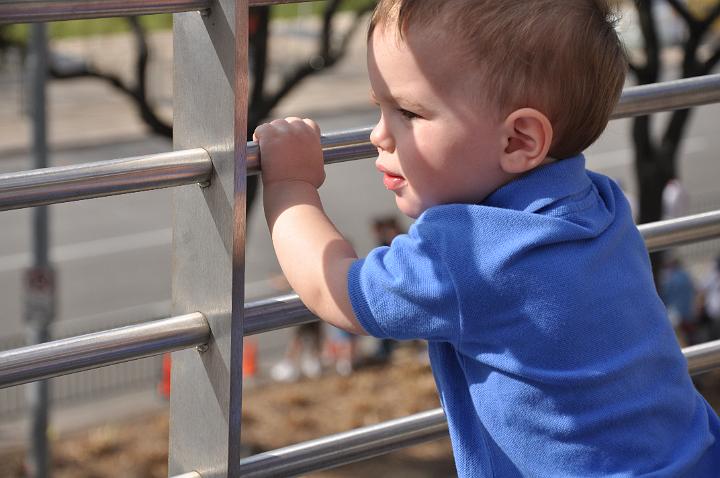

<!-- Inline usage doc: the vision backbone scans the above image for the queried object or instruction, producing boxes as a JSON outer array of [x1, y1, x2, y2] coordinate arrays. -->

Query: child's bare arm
[[255, 117, 367, 335]]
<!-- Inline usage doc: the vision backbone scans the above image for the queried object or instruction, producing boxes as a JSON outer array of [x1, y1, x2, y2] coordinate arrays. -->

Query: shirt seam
[[417, 220, 464, 346], [347, 258, 392, 338]]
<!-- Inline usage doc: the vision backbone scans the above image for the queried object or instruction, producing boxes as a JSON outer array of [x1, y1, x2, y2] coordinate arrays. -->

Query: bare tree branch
[[699, 3, 720, 34], [661, 108, 692, 169], [634, 0, 660, 83], [248, 6, 271, 132], [126, 17, 172, 138], [702, 45, 720, 74], [48, 17, 172, 138], [255, 0, 374, 120], [666, 0, 697, 27]]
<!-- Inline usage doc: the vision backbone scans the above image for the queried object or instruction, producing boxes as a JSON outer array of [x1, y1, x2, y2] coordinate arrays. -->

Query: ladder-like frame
[[2, 1, 720, 477]]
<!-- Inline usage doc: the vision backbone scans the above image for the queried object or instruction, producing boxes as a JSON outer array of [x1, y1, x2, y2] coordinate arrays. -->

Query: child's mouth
[[382, 172, 405, 191]]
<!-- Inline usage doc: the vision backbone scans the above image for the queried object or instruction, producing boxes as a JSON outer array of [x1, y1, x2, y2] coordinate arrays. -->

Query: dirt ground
[[2, 346, 456, 478], [3, 347, 720, 478]]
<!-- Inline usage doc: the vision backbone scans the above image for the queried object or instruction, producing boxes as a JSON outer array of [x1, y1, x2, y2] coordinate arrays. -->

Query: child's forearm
[[264, 180, 367, 335]]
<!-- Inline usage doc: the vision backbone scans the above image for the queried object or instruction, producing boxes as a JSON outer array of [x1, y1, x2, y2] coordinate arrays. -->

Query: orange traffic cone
[[158, 353, 172, 400], [243, 340, 258, 379]]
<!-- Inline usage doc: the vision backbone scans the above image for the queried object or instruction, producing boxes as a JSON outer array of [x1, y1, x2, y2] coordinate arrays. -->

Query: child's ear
[[500, 108, 553, 174]]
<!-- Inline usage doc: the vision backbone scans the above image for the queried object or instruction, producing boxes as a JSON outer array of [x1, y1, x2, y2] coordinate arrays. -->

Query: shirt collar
[[482, 154, 591, 213]]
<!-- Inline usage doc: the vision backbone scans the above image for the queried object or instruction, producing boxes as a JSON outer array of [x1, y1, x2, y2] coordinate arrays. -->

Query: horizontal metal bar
[[0, 0, 210, 24], [242, 210, 720, 336], [685, 339, 720, 376], [243, 293, 316, 335], [246, 75, 720, 169], [238, 338, 720, 477], [247, 0, 309, 5], [0, 312, 208, 389], [246, 127, 376, 175], [639, 209, 720, 252], [0, 0, 333, 24], [0, 148, 211, 211], [170, 473, 202, 478], [612, 74, 720, 119], [3, 75, 719, 211], [239, 408, 449, 478]]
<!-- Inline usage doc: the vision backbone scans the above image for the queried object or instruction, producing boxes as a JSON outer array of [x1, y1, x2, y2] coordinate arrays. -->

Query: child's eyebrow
[[394, 95, 423, 110], [369, 90, 423, 111]]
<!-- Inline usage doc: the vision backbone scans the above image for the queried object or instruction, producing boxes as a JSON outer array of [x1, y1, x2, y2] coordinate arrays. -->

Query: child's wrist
[[263, 177, 321, 193]]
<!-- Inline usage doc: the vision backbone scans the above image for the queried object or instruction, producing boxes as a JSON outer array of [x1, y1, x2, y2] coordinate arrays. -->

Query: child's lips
[[377, 164, 405, 190], [383, 172, 406, 190]]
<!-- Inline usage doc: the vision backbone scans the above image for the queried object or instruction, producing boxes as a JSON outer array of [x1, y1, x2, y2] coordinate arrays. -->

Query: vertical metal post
[[25, 22, 54, 478], [169, 0, 248, 476]]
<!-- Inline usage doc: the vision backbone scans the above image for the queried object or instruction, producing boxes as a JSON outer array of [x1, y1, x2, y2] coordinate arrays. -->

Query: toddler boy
[[255, 0, 720, 476]]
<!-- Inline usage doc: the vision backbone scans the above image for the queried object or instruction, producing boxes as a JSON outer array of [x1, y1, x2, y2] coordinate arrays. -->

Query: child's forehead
[[368, 25, 479, 96]]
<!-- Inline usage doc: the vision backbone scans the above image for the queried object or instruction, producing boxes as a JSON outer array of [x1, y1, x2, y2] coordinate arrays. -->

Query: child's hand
[[254, 117, 325, 189]]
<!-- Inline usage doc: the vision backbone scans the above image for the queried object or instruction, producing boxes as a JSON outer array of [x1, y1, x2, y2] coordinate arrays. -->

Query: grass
[[3, 14, 173, 44], [271, 0, 376, 19], [2, 0, 376, 44]]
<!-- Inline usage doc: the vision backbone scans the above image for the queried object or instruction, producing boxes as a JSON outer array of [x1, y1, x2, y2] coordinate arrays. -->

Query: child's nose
[[370, 115, 394, 153]]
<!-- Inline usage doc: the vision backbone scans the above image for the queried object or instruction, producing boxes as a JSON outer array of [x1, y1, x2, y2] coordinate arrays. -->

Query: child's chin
[[396, 199, 423, 219]]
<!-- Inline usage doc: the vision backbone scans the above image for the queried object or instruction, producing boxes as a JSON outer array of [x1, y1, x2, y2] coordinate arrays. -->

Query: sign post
[[25, 22, 54, 478]]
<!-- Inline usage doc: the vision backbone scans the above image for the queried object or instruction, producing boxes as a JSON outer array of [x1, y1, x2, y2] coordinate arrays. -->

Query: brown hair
[[368, 0, 627, 159]]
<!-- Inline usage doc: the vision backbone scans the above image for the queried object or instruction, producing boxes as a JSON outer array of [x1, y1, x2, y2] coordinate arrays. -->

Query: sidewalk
[[0, 388, 167, 454]]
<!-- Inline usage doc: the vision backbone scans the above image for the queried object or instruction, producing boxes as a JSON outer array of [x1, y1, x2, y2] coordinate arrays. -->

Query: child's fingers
[[253, 122, 271, 141], [284, 117, 321, 137], [302, 118, 321, 135]]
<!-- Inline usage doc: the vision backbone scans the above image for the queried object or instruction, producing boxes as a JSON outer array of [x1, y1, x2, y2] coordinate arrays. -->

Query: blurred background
[[2, 0, 720, 476]]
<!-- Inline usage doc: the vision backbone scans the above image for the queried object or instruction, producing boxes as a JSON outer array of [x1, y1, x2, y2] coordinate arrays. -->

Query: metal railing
[[0, 149, 211, 211], [0, 313, 208, 388], [2, 1, 720, 477], [2, 210, 719, 386], [4, 75, 720, 211], [0, 0, 321, 24], [234, 337, 720, 477]]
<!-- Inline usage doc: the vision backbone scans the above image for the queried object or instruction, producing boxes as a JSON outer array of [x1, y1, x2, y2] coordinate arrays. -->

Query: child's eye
[[398, 108, 419, 120]]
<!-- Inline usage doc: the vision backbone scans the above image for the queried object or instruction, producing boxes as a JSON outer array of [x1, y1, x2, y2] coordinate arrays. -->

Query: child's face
[[367, 26, 511, 218]]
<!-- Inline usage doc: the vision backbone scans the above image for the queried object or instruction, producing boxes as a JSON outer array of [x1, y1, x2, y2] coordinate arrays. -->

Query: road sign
[[24, 265, 56, 326]]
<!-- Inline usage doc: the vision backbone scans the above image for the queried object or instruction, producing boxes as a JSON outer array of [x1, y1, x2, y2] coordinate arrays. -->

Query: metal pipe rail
[[0, 0, 312, 24], [244, 293, 314, 336], [239, 408, 449, 478], [246, 128, 377, 173], [238, 337, 720, 477], [0, 182, 716, 389], [0, 148, 211, 211], [638, 209, 720, 252], [0, 312, 208, 389], [245, 74, 720, 168], [685, 340, 720, 376], [2, 76, 720, 211], [612, 74, 720, 119], [243, 209, 720, 336], [0, 0, 210, 24]]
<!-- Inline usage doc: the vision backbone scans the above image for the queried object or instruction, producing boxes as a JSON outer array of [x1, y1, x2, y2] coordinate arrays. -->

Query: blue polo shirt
[[348, 155, 720, 477]]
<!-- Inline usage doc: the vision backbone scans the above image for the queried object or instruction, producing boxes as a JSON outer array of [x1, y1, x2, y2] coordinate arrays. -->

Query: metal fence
[[0, 308, 170, 418], [3, 1, 720, 477]]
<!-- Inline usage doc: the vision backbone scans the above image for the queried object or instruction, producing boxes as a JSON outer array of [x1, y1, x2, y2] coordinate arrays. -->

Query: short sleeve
[[347, 225, 460, 342]]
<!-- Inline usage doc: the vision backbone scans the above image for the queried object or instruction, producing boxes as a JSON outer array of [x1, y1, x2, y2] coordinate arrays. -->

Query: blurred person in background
[[697, 256, 720, 342], [270, 322, 323, 382], [660, 255, 697, 346], [370, 216, 404, 363], [324, 325, 358, 376]]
